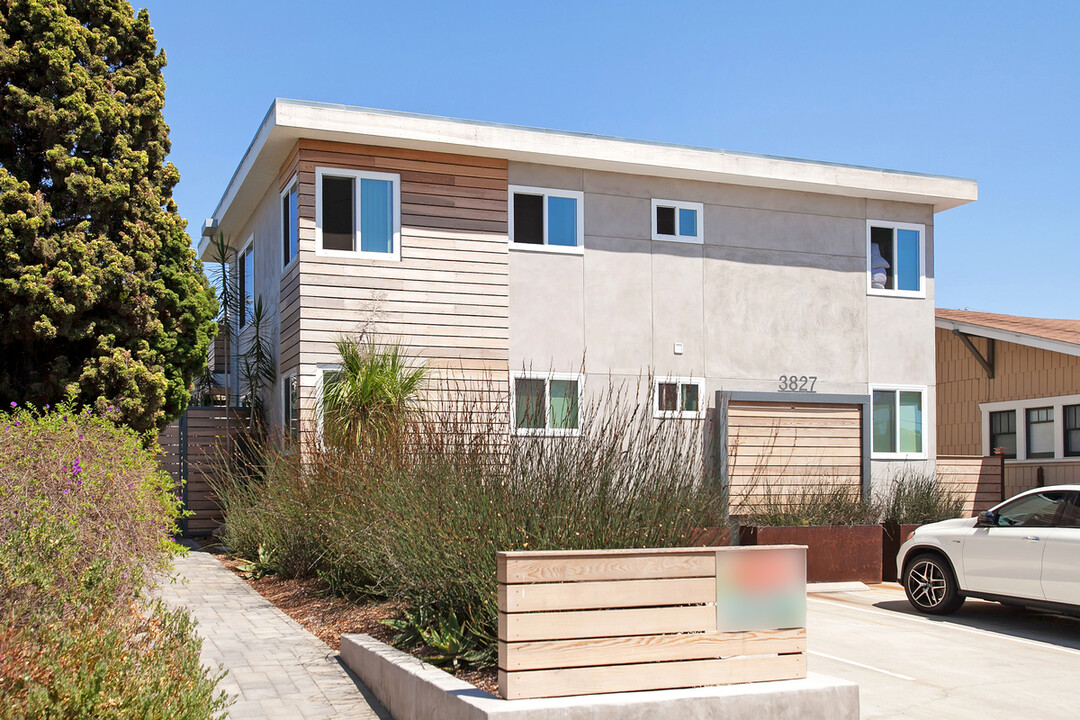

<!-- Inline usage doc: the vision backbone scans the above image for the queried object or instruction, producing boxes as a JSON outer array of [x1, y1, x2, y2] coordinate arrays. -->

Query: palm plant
[[205, 234, 240, 410], [322, 336, 427, 447], [240, 298, 277, 434]]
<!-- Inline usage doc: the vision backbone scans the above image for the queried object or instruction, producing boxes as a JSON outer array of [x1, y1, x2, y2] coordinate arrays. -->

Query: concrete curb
[[340, 634, 859, 720]]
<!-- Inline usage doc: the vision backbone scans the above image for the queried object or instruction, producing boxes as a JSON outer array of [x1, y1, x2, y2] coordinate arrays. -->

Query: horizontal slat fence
[[497, 546, 807, 700], [937, 455, 1005, 515]]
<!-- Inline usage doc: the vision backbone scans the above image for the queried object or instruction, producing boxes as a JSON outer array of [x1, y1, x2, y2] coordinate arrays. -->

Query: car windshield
[[994, 491, 1069, 527]]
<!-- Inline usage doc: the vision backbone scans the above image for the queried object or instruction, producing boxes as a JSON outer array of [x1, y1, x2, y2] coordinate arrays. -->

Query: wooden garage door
[[727, 401, 863, 513]]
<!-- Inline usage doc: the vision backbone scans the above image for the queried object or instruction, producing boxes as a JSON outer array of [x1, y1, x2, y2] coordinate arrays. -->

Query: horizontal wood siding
[[497, 547, 806, 700], [286, 141, 510, 431], [936, 455, 1005, 515], [727, 401, 863, 513]]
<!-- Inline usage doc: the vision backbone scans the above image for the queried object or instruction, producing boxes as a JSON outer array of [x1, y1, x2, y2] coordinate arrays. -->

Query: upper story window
[[509, 185, 584, 254], [871, 386, 925, 459], [281, 178, 298, 268], [652, 199, 703, 244], [315, 167, 401, 260], [511, 372, 582, 435], [654, 377, 705, 419], [238, 239, 254, 328], [990, 409, 1017, 458], [867, 220, 925, 298]]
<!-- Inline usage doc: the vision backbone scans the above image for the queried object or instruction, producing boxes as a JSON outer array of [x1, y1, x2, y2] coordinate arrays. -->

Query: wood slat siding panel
[[727, 401, 862, 514], [499, 654, 806, 700], [499, 605, 716, 642], [499, 551, 716, 584], [499, 629, 806, 672], [500, 577, 716, 613], [937, 455, 1005, 515]]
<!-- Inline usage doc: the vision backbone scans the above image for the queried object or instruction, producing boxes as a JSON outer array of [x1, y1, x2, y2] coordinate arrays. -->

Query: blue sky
[[142, 0, 1079, 319]]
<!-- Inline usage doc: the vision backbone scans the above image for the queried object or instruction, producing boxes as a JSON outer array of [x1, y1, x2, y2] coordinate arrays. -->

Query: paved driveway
[[808, 584, 1080, 719]]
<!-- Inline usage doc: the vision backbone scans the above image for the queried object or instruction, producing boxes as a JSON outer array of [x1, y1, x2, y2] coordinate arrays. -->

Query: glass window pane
[[658, 382, 678, 412], [360, 178, 393, 254], [1067, 405, 1080, 456], [678, 207, 697, 237], [995, 491, 1068, 528], [289, 189, 298, 260], [549, 379, 579, 429], [514, 378, 545, 429], [513, 193, 543, 244], [870, 226, 894, 290], [547, 196, 577, 247], [1027, 407, 1055, 458], [990, 410, 1016, 458], [899, 391, 923, 453], [322, 176, 354, 251], [285, 376, 300, 441], [873, 390, 896, 453], [239, 249, 254, 327], [282, 192, 291, 264], [656, 206, 676, 235], [681, 383, 699, 412], [896, 228, 920, 292]]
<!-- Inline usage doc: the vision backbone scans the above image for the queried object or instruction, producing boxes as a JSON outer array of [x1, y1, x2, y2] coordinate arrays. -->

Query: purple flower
[[44, 404, 49, 410], [9, 401, 15, 408], [78, 434, 84, 440], [62, 489, 69, 494]]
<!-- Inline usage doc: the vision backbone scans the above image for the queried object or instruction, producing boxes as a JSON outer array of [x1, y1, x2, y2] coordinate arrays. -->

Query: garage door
[[726, 401, 863, 513]]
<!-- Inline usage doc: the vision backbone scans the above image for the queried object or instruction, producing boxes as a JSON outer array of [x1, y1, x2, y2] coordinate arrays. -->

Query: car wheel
[[903, 553, 964, 615]]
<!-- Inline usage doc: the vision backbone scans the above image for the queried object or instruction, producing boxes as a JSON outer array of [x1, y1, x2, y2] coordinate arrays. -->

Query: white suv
[[897, 485, 1080, 615]]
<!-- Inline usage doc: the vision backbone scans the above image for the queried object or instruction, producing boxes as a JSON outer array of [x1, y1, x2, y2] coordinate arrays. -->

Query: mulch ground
[[205, 548, 499, 696]]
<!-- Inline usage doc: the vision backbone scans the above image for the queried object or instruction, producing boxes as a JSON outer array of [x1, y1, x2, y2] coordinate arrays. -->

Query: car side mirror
[[977, 510, 998, 527]]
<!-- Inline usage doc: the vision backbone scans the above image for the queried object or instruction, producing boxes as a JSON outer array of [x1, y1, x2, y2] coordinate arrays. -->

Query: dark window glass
[[514, 378, 546, 429], [990, 410, 1017, 459], [870, 225, 895, 290], [283, 186, 298, 265], [513, 193, 543, 245], [284, 376, 300, 442], [994, 491, 1069, 528], [681, 383, 699, 412], [1065, 404, 1080, 457], [322, 176, 354, 251], [656, 205, 676, 235], [658, 382, 678, 412], [1027, 407, 1054, 458], [238, 248, 253, 328]]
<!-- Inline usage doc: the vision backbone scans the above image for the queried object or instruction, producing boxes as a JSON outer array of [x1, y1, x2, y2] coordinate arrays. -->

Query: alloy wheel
[[906, 559, 949, 609]]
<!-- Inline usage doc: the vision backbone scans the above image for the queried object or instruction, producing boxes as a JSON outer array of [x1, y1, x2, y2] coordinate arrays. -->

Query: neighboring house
[[937, 309, 1080, 495], [198, 99, 976, 497]]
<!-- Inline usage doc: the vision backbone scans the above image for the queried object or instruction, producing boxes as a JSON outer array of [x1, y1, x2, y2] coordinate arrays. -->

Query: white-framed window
[[237, 236, 254, 328], [980, 393, 1080, 461], [315, 364, 344, 441], [510, 371, 583, 435], [508, 185, 584, 254], [867, 220, 925, 298], [653, 377, 705, 419], [281, 176, 299, 270], [871, 385, 926, 459], [315, 167, 401, 260], [651, 199, 703, 244], [282, 372, 300, 443]]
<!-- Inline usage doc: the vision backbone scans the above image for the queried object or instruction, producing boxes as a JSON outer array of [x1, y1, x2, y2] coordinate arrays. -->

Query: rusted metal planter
[[686, 525, 732, 546], [738, 525, 883, 583], [881, 523, 921, 582]]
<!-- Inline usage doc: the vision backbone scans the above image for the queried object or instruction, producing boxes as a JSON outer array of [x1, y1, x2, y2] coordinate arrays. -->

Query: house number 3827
[[778, 375, 817, 392]]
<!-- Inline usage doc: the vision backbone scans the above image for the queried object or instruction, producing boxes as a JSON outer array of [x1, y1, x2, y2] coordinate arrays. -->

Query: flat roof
[[200, 98, 979, 258], [937, 309, 1080, 358]]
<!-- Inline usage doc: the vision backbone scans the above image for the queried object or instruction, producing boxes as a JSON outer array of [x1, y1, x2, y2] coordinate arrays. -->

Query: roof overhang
[[199, 99, 979, 259], [936, 317, 1080, 358]]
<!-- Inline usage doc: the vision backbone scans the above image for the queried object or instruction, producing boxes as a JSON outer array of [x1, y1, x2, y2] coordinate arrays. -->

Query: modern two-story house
[[199, 99, 977, 500]]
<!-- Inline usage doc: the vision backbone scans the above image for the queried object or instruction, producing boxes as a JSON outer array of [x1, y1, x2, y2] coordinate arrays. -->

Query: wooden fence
[[158, 406, 246, 536], [937, 455, 1005, 516], [497, 546, 807, 700]]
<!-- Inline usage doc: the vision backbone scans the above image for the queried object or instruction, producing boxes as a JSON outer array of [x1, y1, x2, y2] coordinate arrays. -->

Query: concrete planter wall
[[881, 523, 921, 582], [739, 525, 883, 583]]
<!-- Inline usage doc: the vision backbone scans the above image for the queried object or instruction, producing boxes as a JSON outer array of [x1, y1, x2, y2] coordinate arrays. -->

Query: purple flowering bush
[[0, 404, 229, 719]]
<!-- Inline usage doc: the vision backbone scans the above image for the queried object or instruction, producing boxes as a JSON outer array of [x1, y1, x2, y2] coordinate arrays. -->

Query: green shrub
[[878, 468, 964, 525], [215, 375, 725, 668], [0, 403, 230, 718], [740, 479, 880, 526]]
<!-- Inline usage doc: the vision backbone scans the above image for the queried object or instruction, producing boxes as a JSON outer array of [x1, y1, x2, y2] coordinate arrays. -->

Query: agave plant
[[322, 336, 427, 447]]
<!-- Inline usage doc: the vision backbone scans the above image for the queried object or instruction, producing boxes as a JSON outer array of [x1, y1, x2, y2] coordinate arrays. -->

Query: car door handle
[[1024, 535, 1041, 542]]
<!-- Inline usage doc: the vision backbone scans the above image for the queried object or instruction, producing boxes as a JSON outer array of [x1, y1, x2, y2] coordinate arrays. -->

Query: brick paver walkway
[[159, 548, 390, 720]]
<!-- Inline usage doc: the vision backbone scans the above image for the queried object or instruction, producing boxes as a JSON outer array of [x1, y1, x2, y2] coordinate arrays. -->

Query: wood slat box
[[497, 546, 807, 700]]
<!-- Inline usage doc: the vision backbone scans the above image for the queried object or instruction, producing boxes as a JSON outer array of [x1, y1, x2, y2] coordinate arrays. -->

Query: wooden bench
[[497, 545, 807, 700]]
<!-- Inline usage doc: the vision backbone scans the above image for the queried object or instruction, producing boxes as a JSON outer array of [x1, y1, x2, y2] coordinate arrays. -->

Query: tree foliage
[[0, 0, 217, 432]]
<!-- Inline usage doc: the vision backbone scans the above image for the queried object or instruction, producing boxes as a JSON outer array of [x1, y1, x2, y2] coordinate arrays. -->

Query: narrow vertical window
[[238, 244, 254, 328], [872, 390, 897, 454], [1026, 407, 1054, 459], [322, 176, 355, 252], [990, 410, 1017, 458], [282, 181, 298, 267], [1065, 405, 1080, 457], [283, 375, 300, 443]]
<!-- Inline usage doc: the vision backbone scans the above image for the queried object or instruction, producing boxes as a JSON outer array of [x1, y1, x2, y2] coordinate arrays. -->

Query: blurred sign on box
[[716, 546, 806, 633]]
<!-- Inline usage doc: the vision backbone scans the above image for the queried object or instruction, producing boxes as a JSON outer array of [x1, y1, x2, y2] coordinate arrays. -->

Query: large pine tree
[[0, 0, 216, 432]]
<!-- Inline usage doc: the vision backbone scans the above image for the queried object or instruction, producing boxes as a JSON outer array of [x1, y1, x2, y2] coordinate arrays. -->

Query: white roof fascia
[[202, 99, 978, 258], [936, 317, 1080, 358]]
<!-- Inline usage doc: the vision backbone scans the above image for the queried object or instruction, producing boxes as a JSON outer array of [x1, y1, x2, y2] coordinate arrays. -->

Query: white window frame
[[314, 364, 343, 442], [653, 376, 706, 419], [870, 384, 928, 460], [508, 185, 585, 255], [237, 234, 254, 329], [651, 199, 704, 244], [280, 174, 299, 273], [315, 167, 401, 261], [979, 393, 1080, 461], [281, 371, 300, 442], [866, 220, 926, 299], [510, 371, 584, 436]]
